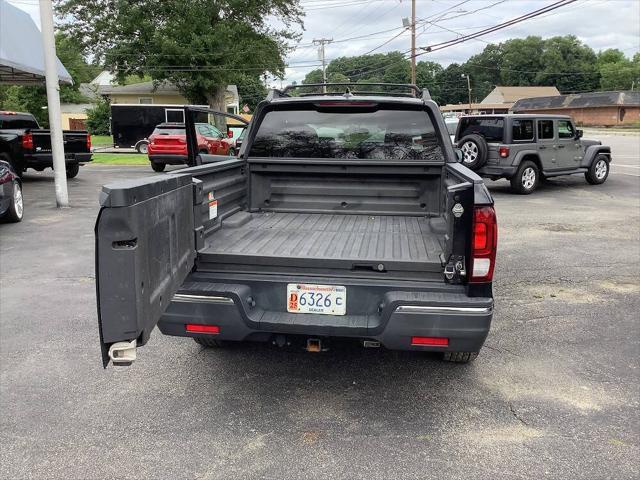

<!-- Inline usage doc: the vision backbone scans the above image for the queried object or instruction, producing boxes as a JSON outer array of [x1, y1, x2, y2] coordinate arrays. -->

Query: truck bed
[[199, 211, 446, 274]]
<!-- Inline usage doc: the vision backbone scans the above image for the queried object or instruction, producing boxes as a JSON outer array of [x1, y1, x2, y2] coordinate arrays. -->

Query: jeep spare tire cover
[[457, 134, 488, 170]]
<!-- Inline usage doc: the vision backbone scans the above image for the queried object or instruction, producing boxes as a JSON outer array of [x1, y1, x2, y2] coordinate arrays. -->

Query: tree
[[433, 63, 468, 105], [233, 74, 267, 111], [57, 0, 303, 113], [415, 60, 443, 101], [86, 97, 110, 136], [536, 35, 599, 93], [597, 49, 640, 91]]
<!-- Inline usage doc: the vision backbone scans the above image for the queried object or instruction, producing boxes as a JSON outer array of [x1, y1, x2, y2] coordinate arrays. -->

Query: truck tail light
[[87, 133, 92, 150], [470, 206, 497, 283], [22, 132, 33, 150], [185, 324, 220, 334], [411, 336, 449, 347], [499, 146, 510, 158]]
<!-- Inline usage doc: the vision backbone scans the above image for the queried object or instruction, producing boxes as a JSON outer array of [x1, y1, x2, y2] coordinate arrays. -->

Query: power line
[[417, 0, 578, 56]]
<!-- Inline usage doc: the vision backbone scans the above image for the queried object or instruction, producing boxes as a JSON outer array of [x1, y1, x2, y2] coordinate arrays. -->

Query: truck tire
[[3, 180, 24, 223], [457, 134, 488, 170], [585, 154, 609, 185], [151, 162, 166, 172], [65, 164, 80, 179], [443, 351, 478, 363], [510, 160, 539, 194], [193, 337, 227, 348]]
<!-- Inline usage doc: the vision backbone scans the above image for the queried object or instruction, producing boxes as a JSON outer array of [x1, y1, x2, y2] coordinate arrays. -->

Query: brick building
[[512, 91, 640, 127]]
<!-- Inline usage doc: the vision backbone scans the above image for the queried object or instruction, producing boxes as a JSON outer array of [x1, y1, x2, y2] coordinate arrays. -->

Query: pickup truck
[[95, 83, 497, 367], [0, 111, 92, 178]]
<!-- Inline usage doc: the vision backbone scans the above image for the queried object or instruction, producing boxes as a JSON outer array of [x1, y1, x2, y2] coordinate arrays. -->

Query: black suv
[[454, 114, 611, 194]]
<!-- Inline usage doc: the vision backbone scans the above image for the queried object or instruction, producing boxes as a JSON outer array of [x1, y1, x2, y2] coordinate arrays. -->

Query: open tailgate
[[95, 173, 196, 367]]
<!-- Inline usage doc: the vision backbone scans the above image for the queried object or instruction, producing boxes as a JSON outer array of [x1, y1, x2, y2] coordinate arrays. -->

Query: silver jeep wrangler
[[454, 114, 611, 194]]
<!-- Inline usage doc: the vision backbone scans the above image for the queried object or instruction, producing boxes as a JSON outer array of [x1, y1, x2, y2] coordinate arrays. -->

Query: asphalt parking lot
[[1, 133, 639, 479]]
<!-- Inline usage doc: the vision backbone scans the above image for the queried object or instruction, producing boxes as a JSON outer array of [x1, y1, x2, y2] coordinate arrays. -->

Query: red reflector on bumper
[[411, 336, 449, 347], [185, 324, 220, 334]]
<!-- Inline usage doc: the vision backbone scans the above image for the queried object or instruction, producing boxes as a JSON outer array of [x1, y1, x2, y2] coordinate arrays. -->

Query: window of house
[[558, 120, 575, 139], [537, 120, 554, 140], [139, 97, 153, 104], [512, 119, 534, 141]]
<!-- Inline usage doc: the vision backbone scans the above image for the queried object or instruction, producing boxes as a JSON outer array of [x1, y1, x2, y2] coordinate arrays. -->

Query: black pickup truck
[[0, 111, 92, 178], [95, 83, 497, 367]]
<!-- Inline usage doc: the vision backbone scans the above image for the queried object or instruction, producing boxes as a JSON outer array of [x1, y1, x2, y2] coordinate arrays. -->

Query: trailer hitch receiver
[[108, 339, 137, 366]]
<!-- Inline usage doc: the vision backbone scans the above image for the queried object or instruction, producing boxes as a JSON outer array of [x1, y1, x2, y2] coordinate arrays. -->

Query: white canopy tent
[[0, 0, 72, 84]]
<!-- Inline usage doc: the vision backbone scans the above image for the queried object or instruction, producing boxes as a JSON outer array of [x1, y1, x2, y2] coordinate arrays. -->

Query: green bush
[[86, 98, 111, 136]]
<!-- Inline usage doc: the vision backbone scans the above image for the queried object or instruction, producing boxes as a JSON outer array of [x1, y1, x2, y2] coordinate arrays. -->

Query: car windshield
[[458, 117, 504, 142], [249, 106, 444, 161]]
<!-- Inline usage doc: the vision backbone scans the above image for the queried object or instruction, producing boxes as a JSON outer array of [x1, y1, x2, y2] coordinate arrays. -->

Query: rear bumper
[[476, 164, 517, 179], [22, 152, 92, 167], [149, 154, 188, 165], [158, 276, 493, 353]]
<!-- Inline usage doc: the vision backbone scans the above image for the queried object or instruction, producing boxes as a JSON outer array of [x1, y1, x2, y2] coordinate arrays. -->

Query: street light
[[461, 74, 472, 114]]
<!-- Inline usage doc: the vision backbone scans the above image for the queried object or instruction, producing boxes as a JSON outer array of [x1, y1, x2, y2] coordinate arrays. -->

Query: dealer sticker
[[208, 192, 218, 220]]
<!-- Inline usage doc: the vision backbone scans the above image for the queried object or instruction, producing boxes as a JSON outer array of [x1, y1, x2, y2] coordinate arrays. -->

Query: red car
[[147, 122, 235, 172]]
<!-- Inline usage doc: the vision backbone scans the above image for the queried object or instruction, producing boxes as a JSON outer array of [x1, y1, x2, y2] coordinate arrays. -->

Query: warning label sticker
[[208, 192, 218, 220]]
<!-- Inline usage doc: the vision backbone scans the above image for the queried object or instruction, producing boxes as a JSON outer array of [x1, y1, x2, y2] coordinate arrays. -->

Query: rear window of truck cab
[[458, 117, 504, 142], [0, 114, 39, 129], [248, 105, 445, 161]]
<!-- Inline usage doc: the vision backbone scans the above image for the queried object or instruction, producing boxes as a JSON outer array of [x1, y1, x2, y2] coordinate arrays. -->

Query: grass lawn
[[91, 135, 114, 146], [91, 153, 149, 165]]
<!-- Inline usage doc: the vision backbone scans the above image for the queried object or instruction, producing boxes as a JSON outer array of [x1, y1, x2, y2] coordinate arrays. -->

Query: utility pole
[[313, 38, 333, 93], [462, 73, 472, 113], [411, 0, 416, 86], [39, 0, 69, 207]]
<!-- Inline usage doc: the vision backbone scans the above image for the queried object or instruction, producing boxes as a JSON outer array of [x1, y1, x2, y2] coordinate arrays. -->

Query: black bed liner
[[199, 211, 446, 273]]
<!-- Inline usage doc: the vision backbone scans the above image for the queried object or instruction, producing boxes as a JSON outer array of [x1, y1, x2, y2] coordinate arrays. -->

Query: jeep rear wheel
[[585, 155, 609, 185], [510, 160, 539, 194], [456, 134, 488, 170]]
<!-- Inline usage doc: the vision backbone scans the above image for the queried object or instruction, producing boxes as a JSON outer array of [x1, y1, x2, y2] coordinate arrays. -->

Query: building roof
[[481, 86, 560, 104], [440, 102, 513, 112], [512, 91, 640, 111], [97, 80, 180, 95]]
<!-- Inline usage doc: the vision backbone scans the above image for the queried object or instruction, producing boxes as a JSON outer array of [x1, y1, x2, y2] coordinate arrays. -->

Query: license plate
[[286, 283, 346, 315]]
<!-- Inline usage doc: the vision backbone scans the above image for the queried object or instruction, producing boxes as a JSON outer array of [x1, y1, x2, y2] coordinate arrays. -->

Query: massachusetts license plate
[[286, 283, 346, 315]]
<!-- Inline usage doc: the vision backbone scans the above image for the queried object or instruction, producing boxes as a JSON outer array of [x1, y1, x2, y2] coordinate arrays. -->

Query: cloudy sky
[[12, 0, 640, 86]]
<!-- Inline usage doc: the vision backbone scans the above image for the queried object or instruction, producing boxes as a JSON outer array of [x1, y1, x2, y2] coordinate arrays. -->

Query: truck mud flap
[[95, 174, 196, 367]]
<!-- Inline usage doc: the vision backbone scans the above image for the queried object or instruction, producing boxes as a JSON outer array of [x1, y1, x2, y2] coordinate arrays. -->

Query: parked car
[[95, 84, 497, 367], [0, 111, 92, 178], [454, 114, 611, 194], [444, 117, 459, 144], [0, 159, 23, 222], [147, 122, 236, 172]]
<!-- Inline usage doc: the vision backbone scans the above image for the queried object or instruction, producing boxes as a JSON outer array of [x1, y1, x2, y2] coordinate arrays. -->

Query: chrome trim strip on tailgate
[[172, 293, 234, 304], [395, 305, 492, 315]]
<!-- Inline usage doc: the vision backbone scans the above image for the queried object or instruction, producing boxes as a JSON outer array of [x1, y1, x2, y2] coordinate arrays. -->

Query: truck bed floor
[[199, 212, 445, 273]]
